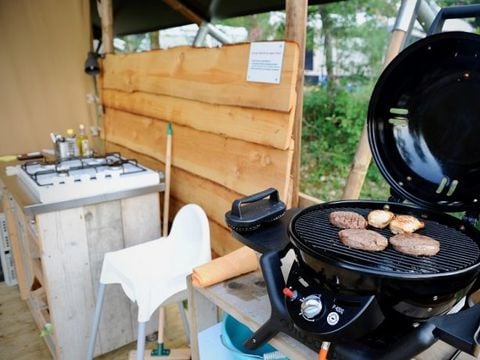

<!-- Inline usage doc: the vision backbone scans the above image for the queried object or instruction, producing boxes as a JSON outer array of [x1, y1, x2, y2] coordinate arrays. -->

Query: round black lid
[[368, 32, 480, 212]]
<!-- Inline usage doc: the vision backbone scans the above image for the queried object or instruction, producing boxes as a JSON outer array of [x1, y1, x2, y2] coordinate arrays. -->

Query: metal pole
[[193, 22, 209, 47], [193, 21, 231, 47], [418, 0, 438, 31], [206, 23, 232, 44]]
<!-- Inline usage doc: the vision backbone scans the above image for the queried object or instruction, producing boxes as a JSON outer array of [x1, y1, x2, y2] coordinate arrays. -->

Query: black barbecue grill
[[225, 4, 480, 360], [292, 204, 480, 276]]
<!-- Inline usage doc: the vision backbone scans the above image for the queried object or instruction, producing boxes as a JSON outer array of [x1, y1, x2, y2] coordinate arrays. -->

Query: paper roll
[[192, 246, 259, 288]]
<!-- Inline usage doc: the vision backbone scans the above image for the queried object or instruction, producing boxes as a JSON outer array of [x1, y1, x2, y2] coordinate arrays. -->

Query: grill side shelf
[[231, 208, 300, 254]]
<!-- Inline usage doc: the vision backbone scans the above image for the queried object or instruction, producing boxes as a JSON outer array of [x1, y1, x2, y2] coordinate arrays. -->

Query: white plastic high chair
[[86, 204, 211, 360]]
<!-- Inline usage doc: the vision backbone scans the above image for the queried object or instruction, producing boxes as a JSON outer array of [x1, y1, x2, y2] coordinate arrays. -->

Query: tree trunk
[[319, 5, 335, 112], [150, 31, 160, 49]]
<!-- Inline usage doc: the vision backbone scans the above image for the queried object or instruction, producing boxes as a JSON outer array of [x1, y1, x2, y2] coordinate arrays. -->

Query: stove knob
[[301, 295, 322, 320]]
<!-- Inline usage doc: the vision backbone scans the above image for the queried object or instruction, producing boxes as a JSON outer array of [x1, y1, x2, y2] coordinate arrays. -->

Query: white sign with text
[[246, 41, 285, 84]]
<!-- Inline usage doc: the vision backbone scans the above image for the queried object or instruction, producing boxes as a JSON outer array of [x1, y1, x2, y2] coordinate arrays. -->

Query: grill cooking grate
[[292, 207, 480, 274]]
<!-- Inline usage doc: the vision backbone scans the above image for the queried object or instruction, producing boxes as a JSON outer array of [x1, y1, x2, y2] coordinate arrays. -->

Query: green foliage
[[300, 0, 398, 201], [217, 12, 284, 41], [301, 84, 390, 201]]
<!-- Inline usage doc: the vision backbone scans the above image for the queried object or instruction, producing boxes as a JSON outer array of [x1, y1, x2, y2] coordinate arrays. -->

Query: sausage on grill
[[389, 233, 440, 256], [329, 211, 367, 229], [339, 229, 388, 252]]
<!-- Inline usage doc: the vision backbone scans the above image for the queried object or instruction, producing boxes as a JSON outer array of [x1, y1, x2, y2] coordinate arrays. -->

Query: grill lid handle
[[225, 188, 286, 232]]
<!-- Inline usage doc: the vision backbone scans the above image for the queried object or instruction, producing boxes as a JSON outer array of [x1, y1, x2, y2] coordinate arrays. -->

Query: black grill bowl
[[288, 200, 480, 319]]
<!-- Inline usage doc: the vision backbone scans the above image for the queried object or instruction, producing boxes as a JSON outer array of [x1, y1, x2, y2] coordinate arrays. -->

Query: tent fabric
[[90, 0, 341, 38]]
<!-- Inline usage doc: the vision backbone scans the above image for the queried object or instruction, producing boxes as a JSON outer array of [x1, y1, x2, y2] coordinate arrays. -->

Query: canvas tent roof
[[90, 0, 341, 38]]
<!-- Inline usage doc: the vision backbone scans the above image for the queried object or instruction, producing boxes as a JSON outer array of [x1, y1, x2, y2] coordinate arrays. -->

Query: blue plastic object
[[220, 314, 283, 359]]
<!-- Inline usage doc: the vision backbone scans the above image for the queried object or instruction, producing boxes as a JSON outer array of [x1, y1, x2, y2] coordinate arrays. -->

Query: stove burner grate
[[21, 153, 148, 187]]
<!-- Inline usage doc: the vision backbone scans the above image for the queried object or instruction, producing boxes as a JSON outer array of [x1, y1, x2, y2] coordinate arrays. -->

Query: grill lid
[[368, 32, 480, 212]]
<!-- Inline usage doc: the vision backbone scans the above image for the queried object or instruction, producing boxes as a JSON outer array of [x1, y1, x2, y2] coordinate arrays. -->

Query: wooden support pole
[[163, 0, 204, 25], [341, 30, 407, 200], [100, 0, 114, 54], [286, 0, 307, 207], [341, 0, 418, 200]]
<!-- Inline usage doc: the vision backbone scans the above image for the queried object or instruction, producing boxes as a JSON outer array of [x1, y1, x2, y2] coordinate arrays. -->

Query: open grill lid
[[367, 31, 480, 212]]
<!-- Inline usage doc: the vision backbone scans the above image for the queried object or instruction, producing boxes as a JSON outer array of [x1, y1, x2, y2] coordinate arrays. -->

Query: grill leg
[[86, 283, 106, 360]]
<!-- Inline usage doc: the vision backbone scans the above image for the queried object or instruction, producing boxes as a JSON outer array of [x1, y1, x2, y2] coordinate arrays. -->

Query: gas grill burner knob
[[300, 295, 322, 320], [283, 287, 298, 301]]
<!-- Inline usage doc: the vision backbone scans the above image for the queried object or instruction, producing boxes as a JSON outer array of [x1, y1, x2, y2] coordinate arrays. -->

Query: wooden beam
[[285, 0, 308, 207], [100, 0, 114, 54], [341, 28, 409, 200], [101, 44, 299, 113], [102, 89, 295, 150], [163, 0, 204, 25]]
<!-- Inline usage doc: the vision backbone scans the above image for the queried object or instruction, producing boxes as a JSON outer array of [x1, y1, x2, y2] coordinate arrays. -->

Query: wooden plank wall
[[101, 43, 299, 255]]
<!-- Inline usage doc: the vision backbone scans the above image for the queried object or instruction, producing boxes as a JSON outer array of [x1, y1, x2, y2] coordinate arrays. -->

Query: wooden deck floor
[[0, 282, 187, 359]]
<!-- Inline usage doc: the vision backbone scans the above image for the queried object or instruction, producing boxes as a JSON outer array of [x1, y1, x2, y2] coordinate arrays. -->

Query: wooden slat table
[[187, 271, 318, 360]]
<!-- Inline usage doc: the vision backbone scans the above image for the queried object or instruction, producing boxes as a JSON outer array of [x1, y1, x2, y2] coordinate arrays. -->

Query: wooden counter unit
[[0, 163, 164, 359]]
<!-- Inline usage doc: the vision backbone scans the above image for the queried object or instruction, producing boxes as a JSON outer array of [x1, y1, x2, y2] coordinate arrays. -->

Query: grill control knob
[[300, 295, 322, 320]]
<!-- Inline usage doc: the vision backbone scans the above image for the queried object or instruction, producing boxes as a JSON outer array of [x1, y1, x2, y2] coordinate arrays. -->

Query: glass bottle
[[66, 128, 79, 158], [77, 124, 91, 157]]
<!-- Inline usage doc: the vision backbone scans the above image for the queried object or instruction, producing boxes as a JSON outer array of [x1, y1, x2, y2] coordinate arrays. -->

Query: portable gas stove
[[225, 5, 480, 360], [17, 153, 160, 203]]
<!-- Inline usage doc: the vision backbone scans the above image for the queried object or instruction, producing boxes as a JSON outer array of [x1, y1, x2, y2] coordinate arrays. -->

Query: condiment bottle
[[66, 128, 80, 158], [77, 124, 92, 157]]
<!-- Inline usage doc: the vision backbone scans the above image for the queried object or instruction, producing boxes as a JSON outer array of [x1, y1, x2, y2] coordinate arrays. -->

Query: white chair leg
[[177, 301, 190, 344], [86, 283, 107, 360], [136, 321, 147, 360]]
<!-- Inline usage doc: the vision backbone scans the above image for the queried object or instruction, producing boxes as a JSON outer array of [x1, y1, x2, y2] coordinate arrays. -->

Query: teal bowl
[[220, 314, 281, 359]]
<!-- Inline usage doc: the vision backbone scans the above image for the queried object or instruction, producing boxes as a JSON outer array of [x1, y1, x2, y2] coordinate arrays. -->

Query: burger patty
[[389, 233, 440, 256], [338, 229, 388, 252], [329, 211, 367, 229]]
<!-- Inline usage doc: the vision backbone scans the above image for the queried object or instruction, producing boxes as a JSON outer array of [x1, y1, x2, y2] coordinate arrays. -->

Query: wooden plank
[[102, 89, 294, 150], [170, 168, 241, 227], [101, 43, 299, 112], [106, 141, 165, 172], [209, 219, 243, 257], [31, 258, 44, 286], [0, 281, 53, 359], [84, 200, 134, 355], [104, 109, 294, 200], [37, 208, 96, 360], [105, 142, 245, 256], [105, 141, 244, 227], [187, 275, 219, 360], [121, 193, 161, 247], [27, 295, 56, 355]]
